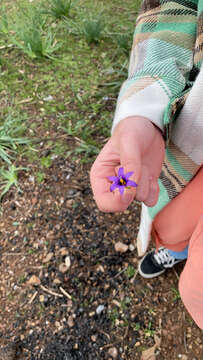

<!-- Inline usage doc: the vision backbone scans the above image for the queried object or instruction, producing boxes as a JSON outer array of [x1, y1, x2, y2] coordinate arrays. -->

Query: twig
[[172, 267, 180, 281], [123, 325, 129, 340], [130, 270, 138, 283], [30, 134, 73, 144], [108, 267, 127, 281], [28, 291, 38, 304], [183, 330, 188, 352], [40, 285, 63, 298], [102, 340, 121, 349], [2, 252, 24, 256], [182, 312, 188, 352], [16, 98, 33, 105], [0, 44, 14, 50], [59, 286, 72, 299], [95, 328, 111, 341]]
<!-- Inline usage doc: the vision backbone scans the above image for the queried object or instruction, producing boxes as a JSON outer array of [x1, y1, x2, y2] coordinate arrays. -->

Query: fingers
[[135, 165, 150, 202], [90, 165, 131, 212], [144, 178, 159, 207], [90, 117, 163, 212], [90, 141, 130, 212], [119, 131, 141, 206]]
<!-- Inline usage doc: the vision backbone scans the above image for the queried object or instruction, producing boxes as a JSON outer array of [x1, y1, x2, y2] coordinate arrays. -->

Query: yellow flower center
[[120, 178, 126, 185]]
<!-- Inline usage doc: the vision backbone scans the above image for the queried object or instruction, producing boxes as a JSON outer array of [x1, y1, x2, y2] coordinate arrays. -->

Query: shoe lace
[[154, 247, 175, 268]]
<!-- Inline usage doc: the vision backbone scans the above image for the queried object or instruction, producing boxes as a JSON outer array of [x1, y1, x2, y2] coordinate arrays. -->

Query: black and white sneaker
[[138, 247, 183, 279]]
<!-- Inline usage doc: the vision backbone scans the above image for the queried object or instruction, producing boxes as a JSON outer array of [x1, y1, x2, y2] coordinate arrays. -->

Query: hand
[[90, 116, 165, 212]]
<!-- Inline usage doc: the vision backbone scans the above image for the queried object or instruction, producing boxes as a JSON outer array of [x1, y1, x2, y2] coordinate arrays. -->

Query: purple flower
[[108, 167, 138, 195]]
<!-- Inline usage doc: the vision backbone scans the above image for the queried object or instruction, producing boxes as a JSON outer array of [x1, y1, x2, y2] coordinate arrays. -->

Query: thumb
[[119, 132, 141, 205]]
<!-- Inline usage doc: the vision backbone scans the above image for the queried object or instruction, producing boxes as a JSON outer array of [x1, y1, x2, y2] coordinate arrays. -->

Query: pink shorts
[[152, 166, 203, 329]]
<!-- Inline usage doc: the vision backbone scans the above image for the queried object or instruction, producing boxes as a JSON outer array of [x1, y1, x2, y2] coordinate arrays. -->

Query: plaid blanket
[[112, 0, 203, 255]]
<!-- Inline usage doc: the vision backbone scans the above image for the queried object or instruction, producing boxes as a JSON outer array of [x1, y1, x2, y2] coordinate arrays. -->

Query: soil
[[0, 153, 202, 360]]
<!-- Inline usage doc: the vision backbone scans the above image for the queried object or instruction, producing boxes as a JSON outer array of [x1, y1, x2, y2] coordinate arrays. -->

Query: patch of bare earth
[[0, 157, 202, 359]]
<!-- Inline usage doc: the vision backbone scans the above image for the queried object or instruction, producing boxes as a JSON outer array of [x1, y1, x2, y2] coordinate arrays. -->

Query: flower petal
[[125, 171, 134, 180], [110, 183, 119, 192], [108, 176, 119, 182], [118, 167, 124, 177], [126, 180, 138, 188], [119, 186, 125, 195]]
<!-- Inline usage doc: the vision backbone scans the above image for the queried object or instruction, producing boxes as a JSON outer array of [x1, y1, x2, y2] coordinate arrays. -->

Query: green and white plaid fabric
[[112, 0, 203, 255]]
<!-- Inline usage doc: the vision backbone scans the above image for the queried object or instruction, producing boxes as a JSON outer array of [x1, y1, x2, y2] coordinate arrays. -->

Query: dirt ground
[[0, 153, 202, 360]]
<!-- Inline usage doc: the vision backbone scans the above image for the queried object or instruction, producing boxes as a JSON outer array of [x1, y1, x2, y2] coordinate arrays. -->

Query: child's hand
[[90, 116, 165, 212]]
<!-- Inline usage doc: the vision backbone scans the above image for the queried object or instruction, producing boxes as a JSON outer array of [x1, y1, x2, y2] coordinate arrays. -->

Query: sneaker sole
[[138, 254, 184, 279], [138, 261, 166, 279]]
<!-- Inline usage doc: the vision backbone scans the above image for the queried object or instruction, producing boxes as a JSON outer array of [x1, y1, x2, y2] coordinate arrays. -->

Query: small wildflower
[[108, 167, 137, 195]]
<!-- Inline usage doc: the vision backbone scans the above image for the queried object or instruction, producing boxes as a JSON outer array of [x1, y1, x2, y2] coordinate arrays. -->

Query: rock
[[27, 275, 41, 286], [129, 244, 135, 251], [108, 347, 118, 359], [39, 295, 45, 303], [114, 242, 128, 253], [67, 315, 74, 328], [96, 304, 105, 315], [43, 252, 54, 263], [59, 263, 68, 273], [65, 256, 71, 269], [43, 95, 53, 101], [53, 278, 61, 285], [59, 247, 69, 256]]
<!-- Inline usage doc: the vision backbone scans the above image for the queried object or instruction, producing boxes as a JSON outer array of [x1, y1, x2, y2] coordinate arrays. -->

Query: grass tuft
[[0, 165, 28, 200], [66, 13, 106, 44], [9, 3, 60, 59], [44, 0, 73, 19], [0, 113, 30, 165]]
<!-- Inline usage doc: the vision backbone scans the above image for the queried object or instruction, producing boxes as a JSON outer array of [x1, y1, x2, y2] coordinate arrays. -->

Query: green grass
[[0, 0, 141, 199], [0, 165, 28, 200], [44, 0, 73, 20]]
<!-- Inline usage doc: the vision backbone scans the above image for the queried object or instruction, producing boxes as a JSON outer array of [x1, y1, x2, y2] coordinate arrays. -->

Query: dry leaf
[[27, 275, 41, 286], [141, 335, 161, 360], [141, 346, 156, 360], [43, 252, 54, 263]]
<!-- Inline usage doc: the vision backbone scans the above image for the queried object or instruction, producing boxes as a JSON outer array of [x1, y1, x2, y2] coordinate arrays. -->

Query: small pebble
[[91, 335, 97, 342], [59, 263, 68, 273], [43, 95, 53, 101], [129, 244, 135, 251], [27, 275, 41, 286], [39, 295, 45, 303], [59, 247, 69, 256], [108, 347, 118, 359], [114, 242, 128, 253], [65, 256, 71, 269], [67, 315, 74, 328], [43, 252, 54, 263], [96, 304, 105, 315], [53, 278, 61, 285]]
